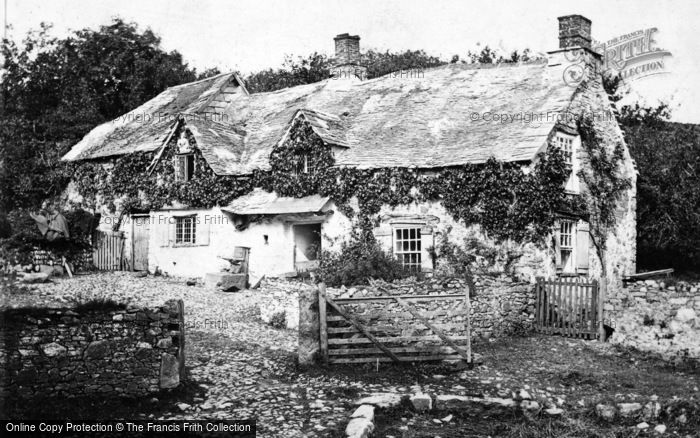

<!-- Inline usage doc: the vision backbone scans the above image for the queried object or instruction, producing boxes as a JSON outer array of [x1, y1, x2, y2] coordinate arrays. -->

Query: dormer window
[[175, 154, 195, 181], [557, 134, 573, 167], [555, 132, 580, 193]]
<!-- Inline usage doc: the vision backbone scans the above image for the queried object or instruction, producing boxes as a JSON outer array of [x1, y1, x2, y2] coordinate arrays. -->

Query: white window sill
[[172, 242, 197, 248]]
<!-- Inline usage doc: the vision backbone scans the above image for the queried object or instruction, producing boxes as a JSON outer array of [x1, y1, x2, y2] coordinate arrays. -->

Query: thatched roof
[[63, 56, 580, 174]]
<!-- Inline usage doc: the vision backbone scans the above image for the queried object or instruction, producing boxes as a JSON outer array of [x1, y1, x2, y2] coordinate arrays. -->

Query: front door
[[132, 215, 150, 271], [293, 223, 322, 272]]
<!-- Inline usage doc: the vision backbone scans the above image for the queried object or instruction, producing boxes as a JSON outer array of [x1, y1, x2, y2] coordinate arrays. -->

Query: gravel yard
[[3, 272, 700, 437]]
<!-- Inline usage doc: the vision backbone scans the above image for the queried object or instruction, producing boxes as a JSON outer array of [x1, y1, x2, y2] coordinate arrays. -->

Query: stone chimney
[[549, 15, 602, 89], [558, 15, 592, 50], [331, 33, 367, 80]]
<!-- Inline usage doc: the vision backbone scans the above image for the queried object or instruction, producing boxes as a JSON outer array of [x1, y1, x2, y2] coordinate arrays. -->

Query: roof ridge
[[167, 71, 236, 90]]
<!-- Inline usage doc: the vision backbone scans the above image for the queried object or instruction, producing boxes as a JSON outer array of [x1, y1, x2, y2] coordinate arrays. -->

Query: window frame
[[292, 154, 310, 176], [559, 219, 575, 274], [174, 154, 195, 182], [174, 216, 197, 246], [393, 226, 422, 272], [555, 132, 579, 193]]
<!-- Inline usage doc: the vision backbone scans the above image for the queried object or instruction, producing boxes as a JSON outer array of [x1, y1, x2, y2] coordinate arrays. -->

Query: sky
[[3, 0, 700, 122]]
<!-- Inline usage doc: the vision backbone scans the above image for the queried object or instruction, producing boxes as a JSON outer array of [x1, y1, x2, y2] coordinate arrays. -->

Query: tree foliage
[[620, 106, 700, 270], [604, 75, 700, 272], [244, 46, 537, 94], [0, 19, 199, 211]]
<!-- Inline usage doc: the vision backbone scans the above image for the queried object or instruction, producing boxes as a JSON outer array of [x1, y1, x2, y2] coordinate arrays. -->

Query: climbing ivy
[[577, 114, 632, 272], [73, 117, 572, 244]]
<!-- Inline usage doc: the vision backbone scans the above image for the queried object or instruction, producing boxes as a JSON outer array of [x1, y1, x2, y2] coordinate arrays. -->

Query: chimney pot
[[558, 15, 592, 50]]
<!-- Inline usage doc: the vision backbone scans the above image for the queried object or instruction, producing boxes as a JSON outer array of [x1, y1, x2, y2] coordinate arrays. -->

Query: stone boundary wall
[[295, 275, 535, 365], [608, 279, 700, 361], [2, 248, 93, 276], [0, 299, 185, 400], [330, 276, 536, 339], [31, 247, 93, 272], [257, 278, 310, 330], [259, 276, 536, 339]]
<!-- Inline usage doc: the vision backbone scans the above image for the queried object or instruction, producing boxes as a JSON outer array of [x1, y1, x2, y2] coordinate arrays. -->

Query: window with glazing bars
[[560, 219, 574, 272], [394, 227, 421, 271], [556, 134, 574, 167], [175, 154, 195, 181], [175, 216, 196, 244]]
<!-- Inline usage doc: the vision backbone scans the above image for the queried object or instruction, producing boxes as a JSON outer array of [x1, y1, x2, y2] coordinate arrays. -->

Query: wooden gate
[[318, 282, 473, 365], [535, 277, 599, 339], [131, 215, 150, 271], [93, 230, 125, 271]]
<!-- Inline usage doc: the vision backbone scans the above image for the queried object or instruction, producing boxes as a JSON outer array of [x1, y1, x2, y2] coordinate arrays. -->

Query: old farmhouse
[[61, 15, 637, 289]]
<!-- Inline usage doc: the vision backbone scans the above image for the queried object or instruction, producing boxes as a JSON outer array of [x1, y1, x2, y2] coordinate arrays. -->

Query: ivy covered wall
[[65, 116, 571, 243], [62, 81, 635, 284]]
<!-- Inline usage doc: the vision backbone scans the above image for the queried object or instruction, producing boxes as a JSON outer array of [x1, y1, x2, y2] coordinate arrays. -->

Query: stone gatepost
[[298, 286, 320, 367], [159, 299, 185, 389]]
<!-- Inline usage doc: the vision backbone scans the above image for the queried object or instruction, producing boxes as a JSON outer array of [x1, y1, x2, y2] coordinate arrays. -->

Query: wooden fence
[[318, 283, 473, 365], [93, 231, 125, 271], [535, 277, 599, 339]]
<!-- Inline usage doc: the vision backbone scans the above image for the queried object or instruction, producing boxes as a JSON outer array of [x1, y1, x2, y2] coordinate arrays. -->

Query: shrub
[[268, 311, 287, 329], [432, 227, 523, 278], [317, 231, 413, 287]]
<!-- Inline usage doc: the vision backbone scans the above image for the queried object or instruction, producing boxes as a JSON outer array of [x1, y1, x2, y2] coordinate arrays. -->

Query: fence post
[[318, 283, 329, 366], [297, 283, 321, 367], [464, 281, 472, 366], [598, 277, 606, 342]]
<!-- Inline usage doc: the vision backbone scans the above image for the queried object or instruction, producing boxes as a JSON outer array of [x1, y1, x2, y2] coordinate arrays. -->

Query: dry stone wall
[[261, 276, 536, 340], [257, 279, 308, 330], [608, 280, 700, 361], [0, 299, 185, 400], [330, 276, 536, 339]]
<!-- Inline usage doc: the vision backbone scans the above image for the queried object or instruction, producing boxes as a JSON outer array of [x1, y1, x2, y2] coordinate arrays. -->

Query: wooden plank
[[584, 284, 590, 338], [567, 279, 572, 336], [318, 284, 401, 363], [544, 278, 550, 334], [326, 309, 455, 322], [578, 280, 584, 338], [147, 120, 179, 176], [575, 279, 580, 337], [318, 284, 328, 365], [591, 279, 598, 340], [328, 335, 470, 345], [599, 279, 606, 341], [329, 346, 462, 356], [329, 355, 465, 364], [464, 272, 473, 364], [370, 282, 471, 362], [623, 268, 674, 281], [557, 279, 563, 333], [328, 322, 464, 334], [535, 277, 544, 333]]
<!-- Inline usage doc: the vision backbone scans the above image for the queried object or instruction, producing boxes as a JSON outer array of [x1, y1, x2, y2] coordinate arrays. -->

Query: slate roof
[[221, 188, 331, 215], [61, 72, 245, 161], [63, 55, 580, 174]]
